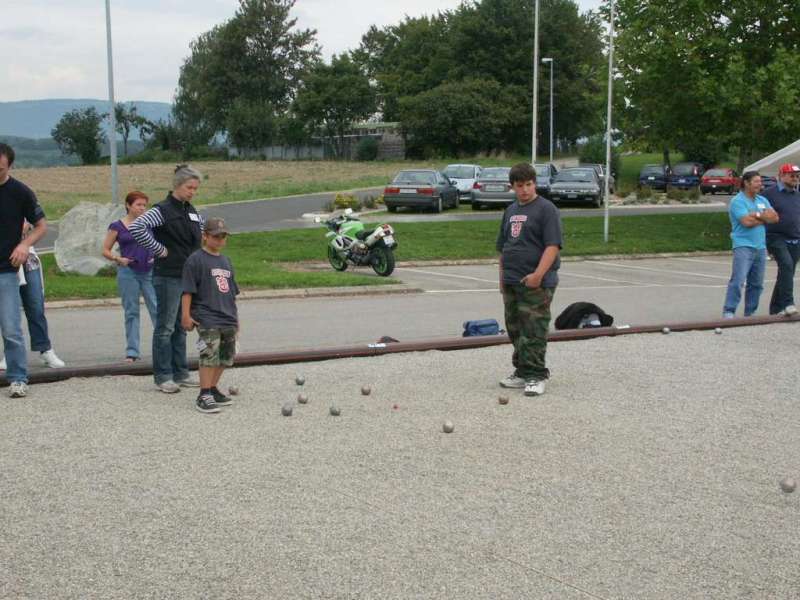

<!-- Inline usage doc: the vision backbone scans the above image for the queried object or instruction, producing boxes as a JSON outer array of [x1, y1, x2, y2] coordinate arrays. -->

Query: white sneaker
[[9, 381, 28, 398], [499, 373, 526, 389], [40, 349, 65, 368], [157, 380, 181, 394], [524, 379, 546, 396], [0, 358, 5, 371], [781, 305, 798, 316]]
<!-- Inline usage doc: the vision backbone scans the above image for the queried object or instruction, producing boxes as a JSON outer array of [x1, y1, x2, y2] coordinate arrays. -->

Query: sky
[[3, 0, 602, 104]]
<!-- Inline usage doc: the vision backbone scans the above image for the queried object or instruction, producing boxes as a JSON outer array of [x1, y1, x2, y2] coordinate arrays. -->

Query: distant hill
[[0, 98, 172, 140]]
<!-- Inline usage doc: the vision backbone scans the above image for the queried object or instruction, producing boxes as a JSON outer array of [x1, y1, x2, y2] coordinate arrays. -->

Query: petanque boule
[[442, 420, 455, 434], [779, 477, 796, 493], [228, 385, 240, 396], [714, 327, 722, 335], [295, 376, 305, 386], [281, 403, 293, 417], [662, 327, 670, 334], [360, 385, 371, 396], [498, 396, 509, 405], [329, 405, 341, 416], [297, 393, 308, 405]]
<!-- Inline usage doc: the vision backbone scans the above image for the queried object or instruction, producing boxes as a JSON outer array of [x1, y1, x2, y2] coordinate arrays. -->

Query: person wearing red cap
[[763, 163, 800, 316]]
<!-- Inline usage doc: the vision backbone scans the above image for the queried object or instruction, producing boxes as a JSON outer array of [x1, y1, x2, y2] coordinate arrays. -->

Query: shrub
[[578, 134, 621, 177], [635, 185, 653, 201], [334, 193, 360, 210], [355, 137, 379, 161], [616, 182, 635, 199], [687, 187, 701, 202], [666, 187, 688, 202]]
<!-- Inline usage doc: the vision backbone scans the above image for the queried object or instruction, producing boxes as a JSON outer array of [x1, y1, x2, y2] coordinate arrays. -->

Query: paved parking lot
[[395, 254, 794, 325]]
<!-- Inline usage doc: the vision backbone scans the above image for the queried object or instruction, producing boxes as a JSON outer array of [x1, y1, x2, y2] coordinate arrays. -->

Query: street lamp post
[[531, 0, 540, 165], [603, 0, 616, 242], [541, 57, 554, 162], [105, 0, 119, 204]]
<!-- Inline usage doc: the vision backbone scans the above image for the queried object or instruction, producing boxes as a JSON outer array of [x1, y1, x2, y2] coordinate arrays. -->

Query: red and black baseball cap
[[778, 163, 800, 175]]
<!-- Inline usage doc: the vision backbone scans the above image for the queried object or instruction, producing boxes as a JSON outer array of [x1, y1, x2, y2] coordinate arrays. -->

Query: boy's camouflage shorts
[[197, 326, 237, 367]]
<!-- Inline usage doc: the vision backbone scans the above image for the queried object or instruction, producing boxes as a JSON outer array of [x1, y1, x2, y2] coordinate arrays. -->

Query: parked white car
[[443, 164, 482, 203]]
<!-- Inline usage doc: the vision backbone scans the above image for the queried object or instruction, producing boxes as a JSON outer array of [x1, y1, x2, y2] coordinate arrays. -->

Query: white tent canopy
[[745, 138, 800, 174]]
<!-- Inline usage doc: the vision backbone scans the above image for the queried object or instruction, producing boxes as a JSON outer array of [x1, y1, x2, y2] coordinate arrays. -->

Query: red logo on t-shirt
[[216, 275, 229, 293], [510, 215, 527, 238]]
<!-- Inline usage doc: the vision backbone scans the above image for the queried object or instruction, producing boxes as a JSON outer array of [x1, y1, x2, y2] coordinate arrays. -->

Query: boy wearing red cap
[[763, 163, 800, 316]]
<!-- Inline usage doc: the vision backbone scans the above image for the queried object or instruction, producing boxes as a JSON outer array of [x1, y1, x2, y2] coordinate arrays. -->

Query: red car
[[700, 168, 740, 195]]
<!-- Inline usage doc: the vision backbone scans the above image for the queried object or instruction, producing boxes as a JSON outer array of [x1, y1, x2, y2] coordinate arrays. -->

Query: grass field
[[17, 155, 542, 220], [41, 212, 731, 301]]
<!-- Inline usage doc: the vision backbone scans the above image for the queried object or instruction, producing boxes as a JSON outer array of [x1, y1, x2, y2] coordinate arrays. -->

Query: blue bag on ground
[[462, 318, 504, 337]]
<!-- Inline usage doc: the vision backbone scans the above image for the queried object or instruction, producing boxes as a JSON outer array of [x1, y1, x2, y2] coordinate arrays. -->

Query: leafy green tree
[[114, 103, 151, 156], [225, 98, 277, 154], [399, 79, 528, 157], [613, 0, 800, 169], [175, 0, 319, 139], [294, 54, 377, 158], [51, 107, 106, 165]]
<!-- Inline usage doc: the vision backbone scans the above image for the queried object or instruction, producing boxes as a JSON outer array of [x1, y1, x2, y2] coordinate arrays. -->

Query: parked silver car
[[471, 167, 513, 209], [579, 163, 615, 194], [548, 167, 603, 207], [383, 170, 459, 213], [443, 164, 482, 203]]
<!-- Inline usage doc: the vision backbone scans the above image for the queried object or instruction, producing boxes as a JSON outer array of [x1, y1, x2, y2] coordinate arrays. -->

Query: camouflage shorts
[[197, 326, 237, 367]]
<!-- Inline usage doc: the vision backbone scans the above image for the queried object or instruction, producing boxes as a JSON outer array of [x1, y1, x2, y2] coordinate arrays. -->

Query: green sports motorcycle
[[317, 208, 397, 276]]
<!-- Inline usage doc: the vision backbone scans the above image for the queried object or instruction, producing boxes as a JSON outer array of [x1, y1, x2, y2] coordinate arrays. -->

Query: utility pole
[[603, 0, 616, 243], [105, 0, 119, 204], [531, 0, 540, 165]]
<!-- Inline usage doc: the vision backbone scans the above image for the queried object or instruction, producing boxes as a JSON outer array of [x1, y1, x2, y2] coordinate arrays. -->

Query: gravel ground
[[2, 323, 799, 599]]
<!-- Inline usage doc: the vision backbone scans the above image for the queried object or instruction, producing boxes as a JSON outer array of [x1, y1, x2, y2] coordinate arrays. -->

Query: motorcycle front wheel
[[370, 246, 395, 277], [327, 246, 348, 271]]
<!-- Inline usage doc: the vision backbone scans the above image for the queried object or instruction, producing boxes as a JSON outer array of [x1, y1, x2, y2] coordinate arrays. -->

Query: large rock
[[54, 202, 126, 275]]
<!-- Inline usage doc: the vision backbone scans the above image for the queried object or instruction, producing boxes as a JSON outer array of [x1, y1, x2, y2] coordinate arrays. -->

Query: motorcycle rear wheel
[[327, 246, 348, 271], [370, 246, 395, 277]]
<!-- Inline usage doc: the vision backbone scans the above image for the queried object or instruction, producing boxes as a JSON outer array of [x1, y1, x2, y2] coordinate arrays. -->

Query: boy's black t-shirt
[[181, 249, 239, 328], [496, 196, 562, 287], [0, 177, 46, 273]]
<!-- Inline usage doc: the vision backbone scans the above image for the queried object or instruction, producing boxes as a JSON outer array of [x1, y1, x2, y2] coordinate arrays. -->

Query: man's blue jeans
[[20, 264, 52, 352], [118, 266, 157, 359], [766, 237, 800, 314], [0, 271, 27, 384], [723, 246, 766, 317], [152, 275, 189, 385]]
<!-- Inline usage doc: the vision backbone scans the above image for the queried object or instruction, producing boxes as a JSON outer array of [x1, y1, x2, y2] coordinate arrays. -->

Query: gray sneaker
[[524, 379, 546, 396], [157, 380, 181, 394], [9, 381, 28, 398], [499, 373, 526, 389], [781, 305, 798, 316], [176, 376, 200, 388]]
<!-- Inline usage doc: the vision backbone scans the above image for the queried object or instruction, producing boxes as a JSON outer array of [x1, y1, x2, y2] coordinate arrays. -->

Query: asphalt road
[[37, 189, 730, 251], [20, 255, 796, 370]]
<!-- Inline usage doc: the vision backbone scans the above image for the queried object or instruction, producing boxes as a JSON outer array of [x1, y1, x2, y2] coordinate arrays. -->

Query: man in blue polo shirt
[[722, 171, 779, 318], [763, 163, 800, 316]]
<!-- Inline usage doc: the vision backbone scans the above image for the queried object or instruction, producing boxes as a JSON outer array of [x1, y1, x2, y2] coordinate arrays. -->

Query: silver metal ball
[[297, 394, 308, 404], [442, 420, 454, 434], [780, 477, 796, 493], [498, 396, 509, 405], [295, 376, 305, 386], [281, 403, 293, 417], [361, 385, 371, 396], [329, 405, 341, 416], [714, 327, 722, 334], [228, 385, 240, 396], [662, 327, 670, 334]]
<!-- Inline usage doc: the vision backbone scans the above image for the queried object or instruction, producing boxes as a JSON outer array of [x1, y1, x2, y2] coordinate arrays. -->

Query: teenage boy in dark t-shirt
[[496, 162, 562, 396], [0, 143, 48, 398], [181, 218, 240, 414]]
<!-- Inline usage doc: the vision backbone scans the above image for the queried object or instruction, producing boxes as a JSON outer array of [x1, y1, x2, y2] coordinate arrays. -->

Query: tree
[[175, 0, 320, 139], [613, 0, 800, 169], [399, 79, 528, 157], [114, 103, 150, 156], [51, 107, 106, 165], [225, 98, 278, 154], [294, 54, 377, 158]]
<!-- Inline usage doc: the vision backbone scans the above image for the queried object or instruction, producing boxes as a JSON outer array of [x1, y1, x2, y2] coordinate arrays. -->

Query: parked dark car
[[383, 170, 459, 213], [471, 167, 514, 209], [549, 167, 603, 207], [700, 168, 740, 195], [669, 162, 705, 189], [579, 163, 615, 193], [534, 163, 559, 198], [638, 164, 670, 191]]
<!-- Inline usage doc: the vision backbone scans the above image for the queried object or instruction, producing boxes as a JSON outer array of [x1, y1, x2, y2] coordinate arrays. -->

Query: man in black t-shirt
[[496, 162, 562, 397], [181, 218, 240, 414], [0, 143, 48, 397]]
